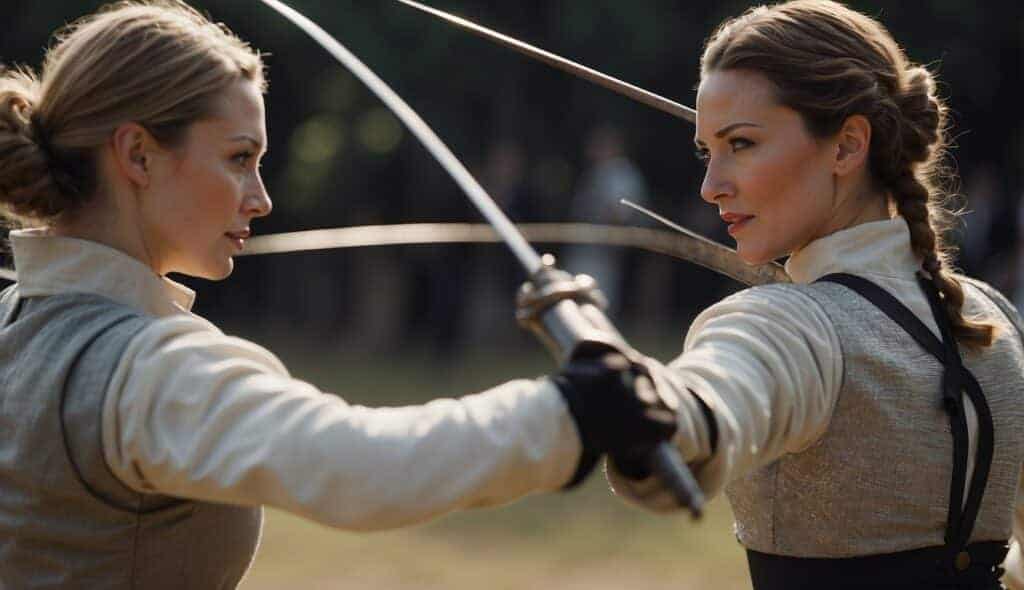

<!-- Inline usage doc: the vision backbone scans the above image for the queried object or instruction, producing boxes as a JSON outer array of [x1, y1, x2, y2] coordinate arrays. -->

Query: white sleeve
[[1003, 471, 1024, 589], [101, 315, 582, 531], [607, 285, 843, 511]]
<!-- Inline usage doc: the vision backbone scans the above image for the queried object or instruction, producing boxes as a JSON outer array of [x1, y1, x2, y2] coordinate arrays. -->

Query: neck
[[51, 192, 162, 276], [819, 176, 891, 239]]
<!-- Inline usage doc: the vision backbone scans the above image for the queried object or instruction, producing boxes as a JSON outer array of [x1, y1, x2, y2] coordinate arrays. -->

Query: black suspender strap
[[817, 273, 997, 572]]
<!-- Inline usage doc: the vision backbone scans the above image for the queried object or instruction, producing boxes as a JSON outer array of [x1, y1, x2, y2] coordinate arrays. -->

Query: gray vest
[[725, 277, 1024, 558], [0, 287, 262, 589]]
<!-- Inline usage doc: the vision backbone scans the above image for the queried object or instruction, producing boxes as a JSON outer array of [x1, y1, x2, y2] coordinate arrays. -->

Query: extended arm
[[606, 285, 843, 509], [101, 315, 582, 531]]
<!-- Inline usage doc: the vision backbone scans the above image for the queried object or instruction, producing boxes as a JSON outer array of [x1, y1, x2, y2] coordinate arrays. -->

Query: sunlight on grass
[[243, 476, 750, 589], [233, 332, 750, 589]]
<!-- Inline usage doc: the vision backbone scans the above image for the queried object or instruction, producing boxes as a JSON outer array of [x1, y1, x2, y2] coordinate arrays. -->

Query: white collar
[[10, 228, 195, 317], [784, 218, 923, 285]]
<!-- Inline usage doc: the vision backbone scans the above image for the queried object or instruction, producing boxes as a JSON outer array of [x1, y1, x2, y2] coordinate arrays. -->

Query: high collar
[[10, 228, 195, 317], [784, 218, 923, 285]]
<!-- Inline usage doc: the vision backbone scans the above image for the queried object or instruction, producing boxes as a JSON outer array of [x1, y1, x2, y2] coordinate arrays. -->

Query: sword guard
[[516, 254, 623, 364], [516, 254, 607, 324], [516, 255, 706, 517]]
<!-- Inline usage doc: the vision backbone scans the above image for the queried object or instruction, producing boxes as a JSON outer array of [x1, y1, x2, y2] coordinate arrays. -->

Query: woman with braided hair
[[0, 2, 679, 587], [599, 1, 1024, 588]]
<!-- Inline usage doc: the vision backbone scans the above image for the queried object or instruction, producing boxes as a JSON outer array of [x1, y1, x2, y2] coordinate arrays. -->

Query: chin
[[182, 259, 235, 281], [206, 260, 235, 281], [736, 242, 783, 266]]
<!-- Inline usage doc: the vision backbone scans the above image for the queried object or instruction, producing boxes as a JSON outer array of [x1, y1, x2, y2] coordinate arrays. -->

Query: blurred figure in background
[[564, 125, 650, 318], [459, 139, 540, 348], [958, 164, 1001, 280]]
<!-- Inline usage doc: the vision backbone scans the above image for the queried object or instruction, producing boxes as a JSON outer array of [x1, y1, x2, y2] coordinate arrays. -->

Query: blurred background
[[2, 1, 1022, 588]]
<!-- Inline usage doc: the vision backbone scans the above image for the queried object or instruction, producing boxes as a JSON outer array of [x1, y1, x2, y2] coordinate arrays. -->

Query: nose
[[246, 173, 273, 218], [700, 160, 733, 204]]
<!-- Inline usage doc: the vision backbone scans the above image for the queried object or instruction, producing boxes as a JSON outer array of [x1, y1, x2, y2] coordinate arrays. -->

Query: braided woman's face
[[694, 70, 842, 265], [137, 79, 272, 279]]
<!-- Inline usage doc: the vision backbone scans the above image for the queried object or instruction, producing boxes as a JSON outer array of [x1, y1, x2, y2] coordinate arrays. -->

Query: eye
[[729, 137, 754, 152], [232, 151, 255, 167]]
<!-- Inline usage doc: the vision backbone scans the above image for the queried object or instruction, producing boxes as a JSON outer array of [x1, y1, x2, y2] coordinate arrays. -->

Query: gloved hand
[[553, 341, 678, 487]]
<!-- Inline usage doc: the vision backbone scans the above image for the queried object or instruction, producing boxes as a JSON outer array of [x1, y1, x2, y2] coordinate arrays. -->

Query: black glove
[[553, 342, 678, 487]]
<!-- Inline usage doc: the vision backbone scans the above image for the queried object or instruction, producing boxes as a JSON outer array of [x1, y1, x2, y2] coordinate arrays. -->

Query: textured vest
[[725, 277, 1024, 558], [0, 286, 262, 589]]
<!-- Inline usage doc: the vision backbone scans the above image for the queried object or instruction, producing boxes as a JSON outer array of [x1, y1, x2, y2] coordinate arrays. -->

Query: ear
[[832, 114, 872, 177], [109, 122, 157, 189]]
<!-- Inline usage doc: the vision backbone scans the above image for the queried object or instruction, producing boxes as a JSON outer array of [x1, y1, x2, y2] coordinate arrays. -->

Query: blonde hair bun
[[0, 1, 265, 226]]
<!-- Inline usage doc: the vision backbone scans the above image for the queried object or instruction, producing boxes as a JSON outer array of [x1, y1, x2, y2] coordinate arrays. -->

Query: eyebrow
[[694, 122, 762, 146], [230, 134, 267, 153]]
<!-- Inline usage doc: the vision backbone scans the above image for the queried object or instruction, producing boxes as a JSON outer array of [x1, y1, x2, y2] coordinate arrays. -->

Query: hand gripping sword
[[259, 0, 706, 516]]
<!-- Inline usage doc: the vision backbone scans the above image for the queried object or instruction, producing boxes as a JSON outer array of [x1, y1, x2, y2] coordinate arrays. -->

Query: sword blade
[[619, 201, 787, 286], [396, 0, 696, 123], [0, 223, 788, 287], [241, 222, 788, 287], [261, 0, 544, 274]]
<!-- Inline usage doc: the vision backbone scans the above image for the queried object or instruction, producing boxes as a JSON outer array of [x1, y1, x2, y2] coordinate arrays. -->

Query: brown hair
[[702, 0, 994, 348], [0, 0, 265, 225]]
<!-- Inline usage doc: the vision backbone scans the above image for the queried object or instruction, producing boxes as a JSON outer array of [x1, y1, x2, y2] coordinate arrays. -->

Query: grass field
[[243, 481, 750, 589], [232, 328, 752, 589]]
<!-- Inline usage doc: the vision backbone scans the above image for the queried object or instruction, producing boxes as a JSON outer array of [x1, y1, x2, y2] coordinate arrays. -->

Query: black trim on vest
[[800, 273, 1001, 584], [746, 541, 1008, 590]]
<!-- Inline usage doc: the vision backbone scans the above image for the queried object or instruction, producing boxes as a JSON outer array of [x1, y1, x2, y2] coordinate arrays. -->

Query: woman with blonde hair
[[0, 2, 676, 587], [593, 1, 1024, 588]]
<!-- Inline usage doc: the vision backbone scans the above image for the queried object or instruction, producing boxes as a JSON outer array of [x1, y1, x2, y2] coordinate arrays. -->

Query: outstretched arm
[[101, 315, 582, 531], [606, 284, 843, 509]]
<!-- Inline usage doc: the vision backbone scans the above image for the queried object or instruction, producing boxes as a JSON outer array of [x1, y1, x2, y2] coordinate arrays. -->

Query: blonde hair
[[0, 0, 265, 225], [702, 0, 995, 348]]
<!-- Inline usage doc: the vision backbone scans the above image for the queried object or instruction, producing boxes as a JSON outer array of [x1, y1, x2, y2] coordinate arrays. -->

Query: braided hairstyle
[[701, 0, 994, 348], [0, 0, 264, 226]]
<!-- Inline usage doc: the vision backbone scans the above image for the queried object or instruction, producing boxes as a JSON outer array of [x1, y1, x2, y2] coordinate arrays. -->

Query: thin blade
[[0, 223, 787, 287], [396, 0, 696, 123], [620, 200, 788, 285], [242, 222, 788, 286], [261, 0, 543, 273]]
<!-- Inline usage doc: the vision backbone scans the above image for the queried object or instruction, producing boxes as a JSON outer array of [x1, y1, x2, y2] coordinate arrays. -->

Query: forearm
[[103, 318, 581, 530]]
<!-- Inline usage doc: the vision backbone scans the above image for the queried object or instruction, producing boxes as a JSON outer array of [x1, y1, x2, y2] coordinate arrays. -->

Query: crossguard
[[516, 254, 706, 517], [515, 254, 626, 365], [516, 257, 608, 329]]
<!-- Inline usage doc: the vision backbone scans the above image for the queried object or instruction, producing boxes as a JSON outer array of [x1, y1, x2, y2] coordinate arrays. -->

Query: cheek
[[747, 143, 832, 215], [180, 165, 241, 233]]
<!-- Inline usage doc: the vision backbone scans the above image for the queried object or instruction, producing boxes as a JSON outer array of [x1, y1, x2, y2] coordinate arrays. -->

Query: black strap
[[746, 541, 1008, 590], [817, 273, 997, 570]]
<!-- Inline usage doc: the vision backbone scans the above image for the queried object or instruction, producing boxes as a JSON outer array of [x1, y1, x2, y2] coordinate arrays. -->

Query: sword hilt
[[518, 254, 705, 518]]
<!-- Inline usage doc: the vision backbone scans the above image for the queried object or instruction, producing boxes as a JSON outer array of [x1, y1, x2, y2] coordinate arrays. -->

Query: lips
[[225, 229, 251, 251], [720, 212, 755, 236]]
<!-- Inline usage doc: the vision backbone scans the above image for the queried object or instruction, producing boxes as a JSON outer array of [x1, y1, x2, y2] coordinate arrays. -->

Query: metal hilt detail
[[518, 254, 706, 517], [516, 254, 621, 363]]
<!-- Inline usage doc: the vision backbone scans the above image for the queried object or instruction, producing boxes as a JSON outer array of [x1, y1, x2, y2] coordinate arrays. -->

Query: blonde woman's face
[[694, 69, 838, 265], [141, 79, 271, 279]]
